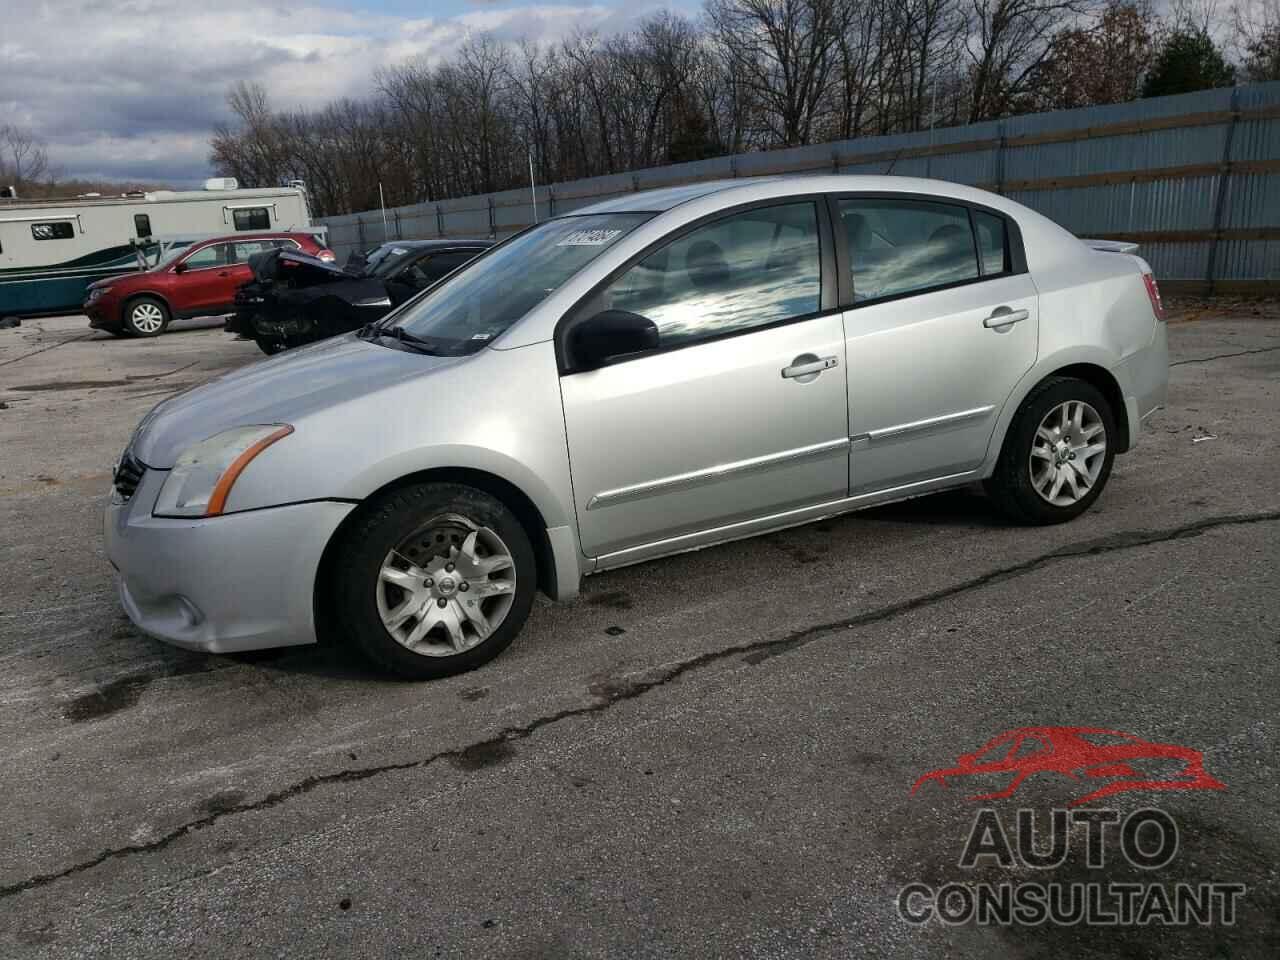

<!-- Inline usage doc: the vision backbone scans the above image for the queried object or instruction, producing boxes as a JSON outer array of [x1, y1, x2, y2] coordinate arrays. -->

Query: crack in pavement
[[1171, 345, 1280, 367], [3, 508, 1278, 900], [0, 332, 96, 370]]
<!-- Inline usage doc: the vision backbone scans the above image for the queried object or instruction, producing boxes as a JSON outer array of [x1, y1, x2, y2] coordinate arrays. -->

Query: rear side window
[[599, 202, 822, 348], [839, 198, 978, 303], [32, 221, 75, 241], [232, 240, 278, 262], [973, 210, 1010, 276], [134, 214, 152, 238], [232, 207, 271, 230]]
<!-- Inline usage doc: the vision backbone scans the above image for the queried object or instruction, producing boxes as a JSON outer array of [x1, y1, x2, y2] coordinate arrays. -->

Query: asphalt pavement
[[0, 309, 1277, 958]]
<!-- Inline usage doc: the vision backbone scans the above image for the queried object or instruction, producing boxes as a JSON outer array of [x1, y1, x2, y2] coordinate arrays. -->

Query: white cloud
[[1, 0, 631, 186]]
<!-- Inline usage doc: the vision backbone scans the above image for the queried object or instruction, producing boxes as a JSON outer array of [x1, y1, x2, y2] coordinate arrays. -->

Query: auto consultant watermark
[[899, 727, 1245, 928]]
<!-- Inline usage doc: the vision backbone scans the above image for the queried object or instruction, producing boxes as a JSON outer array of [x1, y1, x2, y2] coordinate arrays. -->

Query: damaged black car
[[229, 239, 492, 354]]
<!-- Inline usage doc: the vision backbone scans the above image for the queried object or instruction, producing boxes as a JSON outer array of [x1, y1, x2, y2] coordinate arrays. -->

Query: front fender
[[336, 442, 576, 530], [219, 340, 577, 531]]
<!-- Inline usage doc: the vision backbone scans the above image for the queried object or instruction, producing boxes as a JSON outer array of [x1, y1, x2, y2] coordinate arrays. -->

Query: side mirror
[[570, 309, 659, 371], [173, 261, 187, 273]]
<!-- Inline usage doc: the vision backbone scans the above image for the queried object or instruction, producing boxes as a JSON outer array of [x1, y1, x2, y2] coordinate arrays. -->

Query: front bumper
[[105, 468, 354, 653], [85, 298, 120, 330]]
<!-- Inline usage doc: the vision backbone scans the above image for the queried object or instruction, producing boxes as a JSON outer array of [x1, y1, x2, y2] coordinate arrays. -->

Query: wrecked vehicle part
[[231, 242, 491, 354]]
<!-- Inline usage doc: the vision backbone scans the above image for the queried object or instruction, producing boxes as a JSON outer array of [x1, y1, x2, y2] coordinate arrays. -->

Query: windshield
[[382, 213, 651, 354]]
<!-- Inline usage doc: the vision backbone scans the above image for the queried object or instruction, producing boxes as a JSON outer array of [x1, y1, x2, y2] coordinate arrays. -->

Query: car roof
[[575, 179, 781, 214], [191, 231, 318, 246], [375, 239, 492, 251]]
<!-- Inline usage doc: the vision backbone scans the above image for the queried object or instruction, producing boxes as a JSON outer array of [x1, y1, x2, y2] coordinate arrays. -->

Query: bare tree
[[1033, 1, 1155, 109], [1234, 0, 1280, 80], [706, 0, 853, 146], [965, 0, 1100, 122], [0, 125, 52, 195]]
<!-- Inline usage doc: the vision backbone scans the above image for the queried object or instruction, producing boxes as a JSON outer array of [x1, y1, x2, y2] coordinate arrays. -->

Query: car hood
[[130, 334, 461, 467], [88, 273, 140, 291]]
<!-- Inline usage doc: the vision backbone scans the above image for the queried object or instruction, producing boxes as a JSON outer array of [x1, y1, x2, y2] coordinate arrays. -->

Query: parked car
[[106, 176, 1168, 680], [84, 232, 334, 337], [228, 239, 491, 354]]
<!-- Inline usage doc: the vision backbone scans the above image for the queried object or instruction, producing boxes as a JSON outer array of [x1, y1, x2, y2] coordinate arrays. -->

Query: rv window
[[134, 214, 152, 238], [32, 222, 75, 241], [232, 207, 271, 231]]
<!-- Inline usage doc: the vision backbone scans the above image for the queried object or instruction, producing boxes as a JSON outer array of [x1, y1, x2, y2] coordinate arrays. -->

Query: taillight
[[316, 249, 336, 262], [1142, 272, 1165, 321]]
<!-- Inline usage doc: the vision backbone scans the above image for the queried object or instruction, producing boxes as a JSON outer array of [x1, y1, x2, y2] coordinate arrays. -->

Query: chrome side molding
[[586, 437, 850, 510], [851, 405, 996, 444]]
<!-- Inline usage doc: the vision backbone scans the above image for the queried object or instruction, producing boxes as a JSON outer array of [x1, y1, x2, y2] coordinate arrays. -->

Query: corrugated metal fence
[[320, 81, 1280, 296]]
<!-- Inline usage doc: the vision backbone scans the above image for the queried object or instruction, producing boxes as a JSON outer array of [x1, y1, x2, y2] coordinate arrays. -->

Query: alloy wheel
[[1029, 400, 1107, 507], [376, 514, 517, 657], [130, 302, 165, 334]]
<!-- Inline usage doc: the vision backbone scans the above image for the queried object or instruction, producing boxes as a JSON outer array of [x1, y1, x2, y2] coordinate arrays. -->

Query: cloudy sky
[[3, 0, 692, 187]]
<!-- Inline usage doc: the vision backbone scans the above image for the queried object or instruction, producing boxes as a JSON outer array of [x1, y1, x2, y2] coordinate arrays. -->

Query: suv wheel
[[335, 482, 537, 680], [122, 296, 170, 337], [985, 376, 1116, 525]]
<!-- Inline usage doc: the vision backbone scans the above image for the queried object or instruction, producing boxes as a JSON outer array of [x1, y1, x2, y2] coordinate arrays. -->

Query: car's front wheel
[[253, 333, 290, 356], [122, 296, 170, 337], [985, 376, 1116, 525], [335, 482, 537, 679]]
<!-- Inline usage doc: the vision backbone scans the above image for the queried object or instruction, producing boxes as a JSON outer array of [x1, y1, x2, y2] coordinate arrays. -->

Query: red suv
[[85, 232, 333, 337]]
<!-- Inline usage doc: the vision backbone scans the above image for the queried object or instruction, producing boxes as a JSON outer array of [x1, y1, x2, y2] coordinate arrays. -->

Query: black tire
[[334, 482, 537, 680], [254, 333, 289, 355], [984, 376, 1117, 525], [121, 296, 170, 337]]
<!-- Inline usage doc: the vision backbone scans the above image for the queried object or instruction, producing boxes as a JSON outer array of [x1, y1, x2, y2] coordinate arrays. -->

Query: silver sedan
[[106, 176, 1169, 679]]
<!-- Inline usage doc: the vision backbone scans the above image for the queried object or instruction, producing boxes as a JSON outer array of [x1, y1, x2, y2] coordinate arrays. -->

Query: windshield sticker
[[390, 247, 408, 255], [557, 228, 622, 247]]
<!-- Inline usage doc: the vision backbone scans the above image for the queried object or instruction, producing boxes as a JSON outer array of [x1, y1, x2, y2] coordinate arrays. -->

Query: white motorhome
[[0, 179, 313, 317]]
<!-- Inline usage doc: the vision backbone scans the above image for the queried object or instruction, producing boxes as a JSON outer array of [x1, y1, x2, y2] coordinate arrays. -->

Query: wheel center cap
[[436, 576, 457, 596]]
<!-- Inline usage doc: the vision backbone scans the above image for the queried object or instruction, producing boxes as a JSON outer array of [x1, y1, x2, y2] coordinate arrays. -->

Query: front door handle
[[781, 354, 839, 381], [983, 307, 1030, 328]]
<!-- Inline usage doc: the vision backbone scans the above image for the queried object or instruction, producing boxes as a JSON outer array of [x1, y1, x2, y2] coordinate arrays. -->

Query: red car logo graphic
[[911, 727, 1225, 807]]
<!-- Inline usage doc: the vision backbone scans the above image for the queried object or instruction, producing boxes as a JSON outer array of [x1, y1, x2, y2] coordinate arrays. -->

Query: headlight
[[86, 287, 106, 302], [154, 424, 293, 517]]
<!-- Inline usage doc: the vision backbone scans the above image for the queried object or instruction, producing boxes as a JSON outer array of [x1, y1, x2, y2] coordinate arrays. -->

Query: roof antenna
[[884, 147, 904, 176]]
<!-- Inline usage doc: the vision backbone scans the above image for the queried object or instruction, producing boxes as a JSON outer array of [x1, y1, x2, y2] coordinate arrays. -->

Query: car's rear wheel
[[122, 296, 170, 337], [985, 376, 1116, 525], [335, 482, 537, 680]]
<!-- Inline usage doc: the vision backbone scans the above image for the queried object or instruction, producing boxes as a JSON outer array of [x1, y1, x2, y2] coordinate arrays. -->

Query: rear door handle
[[781, 355, 839, 380], [984, 308, 1030, 328]]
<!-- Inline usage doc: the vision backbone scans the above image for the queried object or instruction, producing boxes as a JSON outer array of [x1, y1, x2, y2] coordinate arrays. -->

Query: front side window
[[232, 207, 271, 230], [598, 202, 821, 348], [839, 198, 979, 303], [388, 213, 650, 354], [182, 243, 229, 269], [32, 221, 75, 241]]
